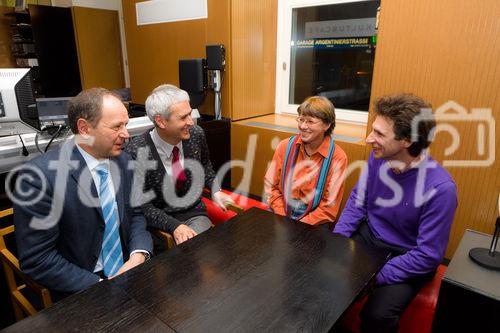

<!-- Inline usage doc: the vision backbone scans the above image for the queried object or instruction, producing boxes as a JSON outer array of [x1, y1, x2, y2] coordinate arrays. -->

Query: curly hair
[[374, 93, 435, 157]]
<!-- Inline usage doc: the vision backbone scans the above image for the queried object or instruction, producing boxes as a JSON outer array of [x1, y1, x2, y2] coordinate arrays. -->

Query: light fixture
[[469, 193, 500, 270]]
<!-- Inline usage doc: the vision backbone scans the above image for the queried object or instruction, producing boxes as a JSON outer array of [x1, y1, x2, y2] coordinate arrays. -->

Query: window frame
[[275, 0, 375, 124]]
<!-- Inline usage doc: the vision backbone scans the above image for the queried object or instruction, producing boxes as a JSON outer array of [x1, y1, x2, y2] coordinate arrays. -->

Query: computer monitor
[[0, 68, 38, 137], [36, 97, 70, 129]]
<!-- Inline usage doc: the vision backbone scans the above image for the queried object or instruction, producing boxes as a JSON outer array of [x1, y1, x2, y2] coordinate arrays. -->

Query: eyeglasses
[[296, 117, 322, 127]]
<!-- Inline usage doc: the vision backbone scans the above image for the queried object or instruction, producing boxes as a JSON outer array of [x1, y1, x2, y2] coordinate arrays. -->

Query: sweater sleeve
[[333, 163, 370, 236], [141, 202, 182, 233], [376, 181, 457, 285]]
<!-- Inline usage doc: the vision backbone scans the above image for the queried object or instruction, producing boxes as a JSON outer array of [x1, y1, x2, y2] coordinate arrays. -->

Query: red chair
[[341, 264, 447, 333], [202, 189, 268, 225]]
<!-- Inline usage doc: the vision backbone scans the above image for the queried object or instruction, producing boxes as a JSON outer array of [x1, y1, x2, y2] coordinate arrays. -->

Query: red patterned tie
[[172, 146, 187, 189]]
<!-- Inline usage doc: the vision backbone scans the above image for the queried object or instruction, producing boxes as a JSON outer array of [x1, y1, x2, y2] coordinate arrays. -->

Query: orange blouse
[[264, 135, 347, 225]]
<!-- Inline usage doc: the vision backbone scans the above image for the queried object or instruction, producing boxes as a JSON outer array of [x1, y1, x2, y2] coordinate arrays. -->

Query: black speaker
[[179, 59, 207, 93], [206, 45, 225, 70]]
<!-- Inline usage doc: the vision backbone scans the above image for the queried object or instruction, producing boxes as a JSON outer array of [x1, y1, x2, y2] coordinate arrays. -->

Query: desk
[[432, 229, 500, 332], [0, 116, 153, 174], [3, 208, 389, 332]]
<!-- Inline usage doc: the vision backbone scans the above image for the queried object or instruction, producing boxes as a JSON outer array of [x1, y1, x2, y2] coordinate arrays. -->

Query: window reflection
[[289, 0, 380, 112]]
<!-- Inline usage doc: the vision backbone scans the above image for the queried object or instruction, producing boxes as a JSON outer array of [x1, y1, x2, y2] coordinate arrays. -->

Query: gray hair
[[145, 84, 190, 124]]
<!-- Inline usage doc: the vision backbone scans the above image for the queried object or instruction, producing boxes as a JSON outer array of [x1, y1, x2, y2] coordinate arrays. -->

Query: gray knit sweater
[[125, 125, 219, 233]]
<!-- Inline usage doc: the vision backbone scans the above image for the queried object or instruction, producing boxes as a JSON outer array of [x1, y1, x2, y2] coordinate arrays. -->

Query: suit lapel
[[182, 131, 198, 160], [182, 126, 201, 160], [68, 144, 101, 216], [144, 132, 166, 179]]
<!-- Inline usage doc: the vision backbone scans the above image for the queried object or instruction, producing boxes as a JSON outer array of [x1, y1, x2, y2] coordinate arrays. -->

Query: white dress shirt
[[150, 128, 184, 177]]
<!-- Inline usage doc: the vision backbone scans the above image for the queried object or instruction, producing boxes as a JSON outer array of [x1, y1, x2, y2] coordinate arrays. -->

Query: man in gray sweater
[[126, 84, 233, 245]]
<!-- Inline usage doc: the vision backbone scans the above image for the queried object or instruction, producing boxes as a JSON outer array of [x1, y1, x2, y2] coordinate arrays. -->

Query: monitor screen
[[36, 97, 70, 124]]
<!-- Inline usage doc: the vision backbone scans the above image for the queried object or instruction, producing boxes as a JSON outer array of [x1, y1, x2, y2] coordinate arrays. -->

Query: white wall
[[70, 0, 119, 10], [50, 0, 72, 7]]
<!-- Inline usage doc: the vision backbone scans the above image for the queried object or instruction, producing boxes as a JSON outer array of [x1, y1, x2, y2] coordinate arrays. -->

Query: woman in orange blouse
[[264, 96, 347, 226]]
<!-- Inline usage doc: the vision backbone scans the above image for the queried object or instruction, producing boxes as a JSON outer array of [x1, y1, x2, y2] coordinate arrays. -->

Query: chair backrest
[[0, 208, 52, 321]]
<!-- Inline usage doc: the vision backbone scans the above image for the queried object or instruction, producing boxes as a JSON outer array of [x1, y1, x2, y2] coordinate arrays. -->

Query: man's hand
[[173, 224, 197, 245], [212, 191, 235, 211], [110, 252, 147, 279]]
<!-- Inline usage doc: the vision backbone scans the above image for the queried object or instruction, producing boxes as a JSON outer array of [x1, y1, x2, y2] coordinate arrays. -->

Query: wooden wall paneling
[[122, 0, 231, 118], [72, 6, 124, 90], [230, 0, 277, 120], [0, 6, 15, 68], [368, 0, 500, 258], [231, 123, 290, 198], [123, 5, 205, 102], [203, 0, 231, 118]]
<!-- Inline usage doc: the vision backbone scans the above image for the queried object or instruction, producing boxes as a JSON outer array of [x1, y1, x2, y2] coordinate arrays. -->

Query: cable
[[44, 125, 64, 153], [18, 134, 29, 156], [218, 70, 224, 118], [34, 125, 68, 154]]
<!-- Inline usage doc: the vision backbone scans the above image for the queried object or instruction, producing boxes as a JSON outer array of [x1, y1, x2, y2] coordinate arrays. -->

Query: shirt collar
[[76, 144, 109, 172], [296, 135, 332, 158], [150, 128, 183, 158]]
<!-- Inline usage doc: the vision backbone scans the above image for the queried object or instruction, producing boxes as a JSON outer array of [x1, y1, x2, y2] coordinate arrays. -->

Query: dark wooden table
[[3, 208, 389, 333]]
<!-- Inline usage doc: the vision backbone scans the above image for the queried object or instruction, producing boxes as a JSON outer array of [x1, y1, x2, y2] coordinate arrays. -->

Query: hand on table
[[173, 224, 197, 245], [110, 252, 147, 279]]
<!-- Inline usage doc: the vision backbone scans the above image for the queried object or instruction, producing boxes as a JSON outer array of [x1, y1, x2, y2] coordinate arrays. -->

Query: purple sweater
[[334, 152, 457, 285]]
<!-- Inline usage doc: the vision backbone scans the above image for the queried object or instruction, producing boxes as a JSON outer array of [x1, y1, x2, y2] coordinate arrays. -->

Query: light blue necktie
[[96, 164, 123, 277]]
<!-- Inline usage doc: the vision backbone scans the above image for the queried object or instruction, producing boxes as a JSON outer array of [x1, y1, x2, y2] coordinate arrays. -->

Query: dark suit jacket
[[125, 125, 220, 233], [13, 140, 152, 295]]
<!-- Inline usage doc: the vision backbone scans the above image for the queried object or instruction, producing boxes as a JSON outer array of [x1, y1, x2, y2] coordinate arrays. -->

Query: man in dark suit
[[125, 84, 233, 245], [12, 88, 152, 298]]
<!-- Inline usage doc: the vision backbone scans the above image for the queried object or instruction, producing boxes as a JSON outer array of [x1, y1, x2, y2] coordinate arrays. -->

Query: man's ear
[[402, 138, 412, 148], [155, 115, 166, 129], [77, 118, 90, 136]]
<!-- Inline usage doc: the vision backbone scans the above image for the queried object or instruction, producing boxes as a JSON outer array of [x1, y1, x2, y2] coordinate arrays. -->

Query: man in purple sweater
[[334, 93, 457, 333]]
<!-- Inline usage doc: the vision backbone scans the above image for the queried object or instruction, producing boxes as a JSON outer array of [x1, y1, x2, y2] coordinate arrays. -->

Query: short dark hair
[[67, 88, 118, 134], [374, 93, 435, 157], [297, 96, 336, 136]]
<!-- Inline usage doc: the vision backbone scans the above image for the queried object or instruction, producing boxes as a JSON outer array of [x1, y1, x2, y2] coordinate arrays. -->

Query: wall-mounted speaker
[[179, 58, 207, 93], [179, 59, 207, 108], [206, 45, 225, 70]]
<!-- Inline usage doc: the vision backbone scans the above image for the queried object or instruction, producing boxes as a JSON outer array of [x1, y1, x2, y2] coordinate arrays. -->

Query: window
[[276, 0, 380, 123]]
